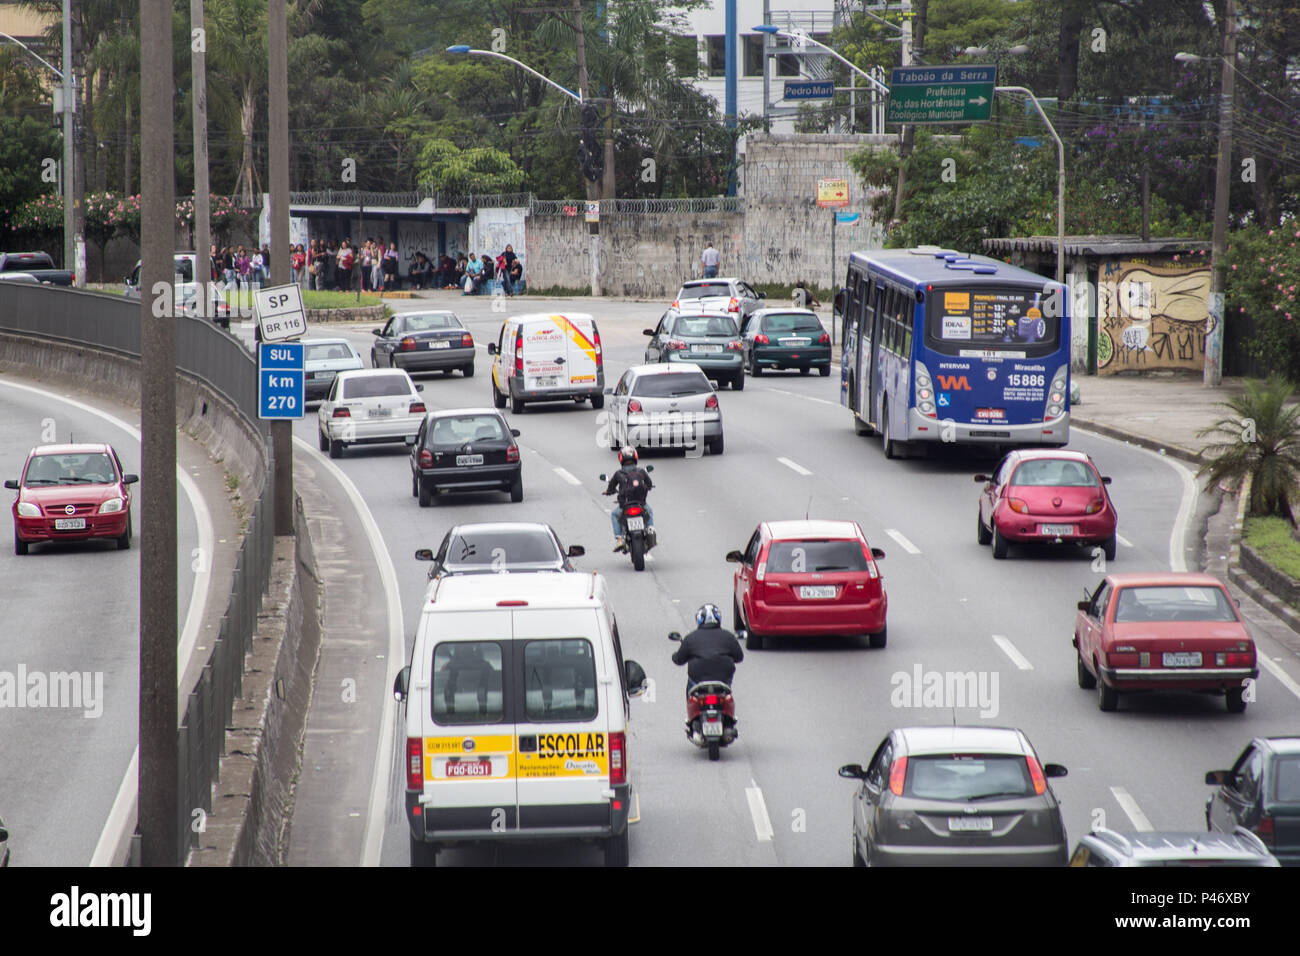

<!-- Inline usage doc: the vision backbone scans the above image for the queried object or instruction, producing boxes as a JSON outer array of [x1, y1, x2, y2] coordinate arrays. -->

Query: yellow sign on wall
[[817, 179, 850, 208]]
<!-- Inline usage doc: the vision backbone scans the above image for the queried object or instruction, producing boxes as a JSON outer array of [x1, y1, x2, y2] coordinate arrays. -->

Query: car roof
[[626, 362, 707, 376], [508, 312, 594, 323], [29, 443, 113, 456], [336, 368, 411, 380], [427, 571, 604, 610], [1008, 449, 1093, 463], [1087, 830, 1273, 860], [751, 308, 819, 319], [764, 519, 864, 541], [895, 726, 1030, 757], [669, 307, 734, 318], [425, 407, 504, 419], [446, 522, 557, 538], [300, 337, 353, 346], [1257, 737, 1300, 755], [681, 278, 740, 286], [1104, 572, 1227, 588]]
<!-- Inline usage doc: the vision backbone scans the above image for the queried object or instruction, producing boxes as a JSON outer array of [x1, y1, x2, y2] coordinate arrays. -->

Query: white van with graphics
[[487, 313, 605, 414], [393, 572, 648, 867]]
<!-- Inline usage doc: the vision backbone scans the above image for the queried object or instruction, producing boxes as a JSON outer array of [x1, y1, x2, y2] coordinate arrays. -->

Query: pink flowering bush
[[1226, 223, 1300, 378]]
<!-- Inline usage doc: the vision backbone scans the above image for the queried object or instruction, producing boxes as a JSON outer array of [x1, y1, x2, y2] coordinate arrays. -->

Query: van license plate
[[55, 518, 86, 530], [445, 760, 492, 778], [536, 376, 558, 387], [456, 454, 484, 466], [800, 585, 836, 599], [948, 816, 993, 831], [702, 719, 723, 737], [1162, 652, 1202, 667], [1039, 524, 1074, 536], [625, 516, 645, 531]]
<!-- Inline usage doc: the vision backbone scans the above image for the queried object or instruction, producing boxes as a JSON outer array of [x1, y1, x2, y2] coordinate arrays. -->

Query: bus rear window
[[927, 287, 1059, 355]]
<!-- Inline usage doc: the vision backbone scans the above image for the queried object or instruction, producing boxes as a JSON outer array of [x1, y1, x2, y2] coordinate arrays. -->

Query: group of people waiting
[[214, 245, 272, 291]]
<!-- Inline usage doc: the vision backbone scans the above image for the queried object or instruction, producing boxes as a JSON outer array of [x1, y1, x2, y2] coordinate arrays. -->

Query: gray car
[[1069, 828, 1279, 867], [605, 363, 724, 455], [371, 310, 476, 376], [303, 337, 365, 401], [839, 726, 1069, 867], [414, 522, 584, 580], [674, 277, 765, 329], [1206, 736, 1300, 865], [644, 308, 745, 389]]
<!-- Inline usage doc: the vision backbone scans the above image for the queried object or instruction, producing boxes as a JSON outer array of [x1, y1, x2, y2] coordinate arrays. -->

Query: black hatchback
[[1206, 736, 1300, 866], [407, 408, 522, 506]]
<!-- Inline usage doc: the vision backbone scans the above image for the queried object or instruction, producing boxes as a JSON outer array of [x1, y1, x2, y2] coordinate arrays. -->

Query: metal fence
[[0, 283, 274, 866], [529, 196, 743, 215], [286, 188, 741, 216]]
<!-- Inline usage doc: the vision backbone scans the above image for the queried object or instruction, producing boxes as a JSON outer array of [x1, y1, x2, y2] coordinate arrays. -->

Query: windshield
[[1112, 586, 1238, 623], [905, 755, 1035, 802], [305, 343, 356, 362], [766, 539, 867, 573], [679, 283, 732, 300], [1010, 459, 1098, 487], [428, 415, 507, 445], [762, 313, 824, 334], [342, 374, 411, 399], [674, 315, 738, 337], [25, 452, 117, 485], [401, 312, 461, 332], [926, 285, 1060, 356], [632, 372, 712, 397], [445, 531, 561, 567]]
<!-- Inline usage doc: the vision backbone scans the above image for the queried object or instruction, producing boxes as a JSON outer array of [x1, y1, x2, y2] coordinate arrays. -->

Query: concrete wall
[[470, 207, 528, 265]]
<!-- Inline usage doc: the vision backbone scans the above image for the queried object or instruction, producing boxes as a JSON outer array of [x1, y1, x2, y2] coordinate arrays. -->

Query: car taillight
[[409, 401, 426, 414], [671, 300, 680, 309], [625, 505, 643, 516], [332, 407, 351, 417], [506, 445, 519, 463], [609, 732, 626, 785], [406, 738, 423, 790], [418, 449, 433, 468], [728, 297, 739, 312], [593, 325, 603, 356], [754, 333, 769, 345], [1026, 756, 1047, 795], [704, 695, 719, 706], [461, 333, 474, 347], [818, 333, 830, 345], [1008, 497, 1029, 514], [862, 543, 879, 579], [664, 338, 686, 351], [726, 339, 744, 351], [705, 394, 719, 409], [1216, 651, 1253, 666], [1108, 651, 1139, 667], [755, 560, 766, 581], [1256, 815, 1275, 847], [515, 329, 524, 375], [888, 756, 907, 796], [399, 336, 417, 351], [628, 399, 642, 413], [1085, 499, 1103, 514]]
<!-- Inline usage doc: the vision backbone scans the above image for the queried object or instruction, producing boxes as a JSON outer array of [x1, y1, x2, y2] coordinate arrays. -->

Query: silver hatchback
[[605, 363, 724, 456], [839, 726, 1069, 867]]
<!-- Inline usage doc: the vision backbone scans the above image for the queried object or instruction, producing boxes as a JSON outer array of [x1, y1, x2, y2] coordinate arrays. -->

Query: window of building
[[744, 34, 764, 77], [706, 35, 726, 77], [776, 53, 800, 77]]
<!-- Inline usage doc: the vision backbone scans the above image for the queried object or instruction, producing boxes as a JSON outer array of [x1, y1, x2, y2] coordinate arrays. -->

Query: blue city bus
[[835, 247, 1070, 457]]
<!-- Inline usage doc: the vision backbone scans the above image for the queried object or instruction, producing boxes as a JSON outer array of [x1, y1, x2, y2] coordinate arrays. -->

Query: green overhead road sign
[[886, 66, 996, 124]]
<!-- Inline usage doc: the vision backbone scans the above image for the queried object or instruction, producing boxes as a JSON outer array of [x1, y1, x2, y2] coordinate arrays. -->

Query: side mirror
[[487, 342, 497, 355], [414, 549, 434, 561], [392, 665, 410, 702], [603, 386, 614, 395], [566, 545, 585, 557], [3, 479, 18, 490], [642, 329, 656, 336], [838, 764, 868, 780], [598, 473, 608, 482], [757, 291, 766, 299], [1205, 770, 1229, 786], [415, 384, 424, 392], [122, 474, 139, 485], [725, 550, 744, 563], [974, 474, 991, 483], [1101, 476, 1112, 485], [1044, 764, 1068, 779], [510, 428, 520, 437], [624, 660, 648, 697], [403, 435, 416, 446], [1077, 600, 1090, 612], [871, 547, 886, 560], [735, 629, 747, 642], [645, 464, 654, 472], [371, 328, 383, 336], [668, 631, 682, 642]]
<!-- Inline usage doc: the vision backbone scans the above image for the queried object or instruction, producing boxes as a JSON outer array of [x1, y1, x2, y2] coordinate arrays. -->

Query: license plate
[[535, 376, 559, 388], [1163, 652, 1202, 667], [800, 585, 837, 599], [445, 760, 492, 778], [429, 340, 451, 349], [311, 371, 334, 379], [693, 344, 723, 354], [1040, 524, 1075, 536], [702, 718, 723, 737], [975, 408, 1005, 420], [367, 407, 392, 418], [625, 516, 645, 531], [54, 517, 86, 530], [780, 338, 810, 347], [948, 816, 994, 832], [455, 454, 484, 466]]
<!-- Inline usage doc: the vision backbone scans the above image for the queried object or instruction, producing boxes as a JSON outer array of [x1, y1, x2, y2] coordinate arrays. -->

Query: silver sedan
[[604, 363, 724, 456]]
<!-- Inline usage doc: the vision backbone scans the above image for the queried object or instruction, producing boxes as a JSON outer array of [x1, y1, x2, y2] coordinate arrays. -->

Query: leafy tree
[[413, 138, 524, 194], [1198, 375, 1300, 520]]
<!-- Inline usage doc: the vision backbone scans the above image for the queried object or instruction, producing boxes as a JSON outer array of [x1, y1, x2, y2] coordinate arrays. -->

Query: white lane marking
[[1116, 533, 1133, 548], [295, 435, 405, 867], [777, 456, 812, 476], [992, 635, 1034, 671], [553, 466, 582, 486], [745, 780, 775, 842], [765, 387, 839, 408], [0, 381, 212, 868], [1259, 657, 1300, 703], [1111, 786, 1154, 832], [884, 528, 921, 555], [1165, 456, 1198, 572]]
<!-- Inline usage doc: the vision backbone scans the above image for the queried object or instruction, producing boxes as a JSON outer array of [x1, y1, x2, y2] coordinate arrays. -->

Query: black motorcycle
[[600, 465, 656, 571]]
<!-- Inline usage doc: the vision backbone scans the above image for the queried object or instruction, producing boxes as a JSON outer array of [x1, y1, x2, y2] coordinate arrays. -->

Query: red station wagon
[[727, 519, 887, 650], [6, 443, 138, 554], [1073, 573, 1258, 713]]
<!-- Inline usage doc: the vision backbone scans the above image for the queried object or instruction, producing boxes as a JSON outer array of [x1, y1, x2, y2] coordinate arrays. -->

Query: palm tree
[[205, 0, 268, 207], [1197, 375, 1300, 520]]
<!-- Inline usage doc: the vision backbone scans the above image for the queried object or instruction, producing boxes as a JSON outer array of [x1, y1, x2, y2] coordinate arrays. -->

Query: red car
[[1073, 573, 1258, 713], [6, 444, 138, 554], [976, 449, 1117, 560], [727, 519, 887, 650]]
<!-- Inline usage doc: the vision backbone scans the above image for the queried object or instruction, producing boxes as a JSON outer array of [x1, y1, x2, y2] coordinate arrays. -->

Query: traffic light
[[578, 102, 603, 182]]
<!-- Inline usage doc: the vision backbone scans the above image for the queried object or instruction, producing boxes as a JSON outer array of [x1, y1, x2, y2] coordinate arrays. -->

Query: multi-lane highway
[[272, 294, 1300, 867]]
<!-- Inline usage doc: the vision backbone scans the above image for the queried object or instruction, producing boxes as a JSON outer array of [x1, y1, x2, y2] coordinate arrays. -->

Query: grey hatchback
[[644, 309, 745, 389], [838, 726, 1069, 867], [1069, 828, 1279, 867]]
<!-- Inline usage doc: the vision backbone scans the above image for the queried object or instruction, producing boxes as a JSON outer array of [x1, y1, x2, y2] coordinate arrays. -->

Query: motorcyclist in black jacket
[[672, 603, 744, 700], [603, 446, 654, 552]]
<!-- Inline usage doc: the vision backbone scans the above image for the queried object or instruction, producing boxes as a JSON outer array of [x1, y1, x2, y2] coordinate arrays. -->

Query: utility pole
[[70, 5, 85, 286], [1205, 0, 1235, 388], [573, 0, 600, 295], [59, 0, 73, 278], [891, 0, 926, 225], [138, 0, 178, 867], [269, 0, 293, 532], [191, 0, 211, 321]]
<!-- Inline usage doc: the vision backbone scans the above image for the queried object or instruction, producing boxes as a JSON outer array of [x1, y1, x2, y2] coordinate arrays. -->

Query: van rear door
[[557, 315, 601, 390], [512, 608, 614, 829], [520, 318, 568, 391]]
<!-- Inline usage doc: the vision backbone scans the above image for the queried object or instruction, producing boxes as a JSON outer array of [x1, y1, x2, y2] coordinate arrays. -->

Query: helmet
[[619, 446, 638, 466], [694, 603, 722, 628]]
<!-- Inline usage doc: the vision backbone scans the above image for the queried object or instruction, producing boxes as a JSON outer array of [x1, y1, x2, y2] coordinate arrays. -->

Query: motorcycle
[[669, 630, 741, 761], [599, 465, 656, 571]]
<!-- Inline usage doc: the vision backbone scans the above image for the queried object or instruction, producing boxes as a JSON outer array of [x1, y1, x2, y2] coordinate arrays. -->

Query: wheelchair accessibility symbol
[[937, 393, 951, 408]]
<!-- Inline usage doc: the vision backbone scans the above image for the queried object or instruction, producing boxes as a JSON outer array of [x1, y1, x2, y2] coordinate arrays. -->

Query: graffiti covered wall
[[1096, 257, 1211, 375]]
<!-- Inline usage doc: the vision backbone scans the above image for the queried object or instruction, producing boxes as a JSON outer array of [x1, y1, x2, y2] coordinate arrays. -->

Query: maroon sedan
[[6, 443, 138, 554], [727, 519, 887, 650], [1074, 573, 1258, 713], [976, 450, 1117, 560]]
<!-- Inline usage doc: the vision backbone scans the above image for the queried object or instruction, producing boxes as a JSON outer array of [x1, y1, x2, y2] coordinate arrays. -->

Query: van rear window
[[523, 640, 597, 721], [431, 642, 504, 724]]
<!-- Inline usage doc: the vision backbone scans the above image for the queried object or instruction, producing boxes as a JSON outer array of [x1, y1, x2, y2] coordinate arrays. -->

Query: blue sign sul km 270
[[259, 342, 304, 420], [784, 80, 834, 101]]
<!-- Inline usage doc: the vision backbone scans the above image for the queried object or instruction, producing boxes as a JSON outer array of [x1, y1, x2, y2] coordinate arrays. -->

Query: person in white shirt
[[700, 242, 720, 278]]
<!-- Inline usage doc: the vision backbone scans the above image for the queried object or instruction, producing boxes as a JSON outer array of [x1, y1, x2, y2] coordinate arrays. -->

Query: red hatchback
[[976, 450, 1117, 561], [727, 520, 887, 650], [6, 444, 138, 555], [1074, 573, 1258, 713]]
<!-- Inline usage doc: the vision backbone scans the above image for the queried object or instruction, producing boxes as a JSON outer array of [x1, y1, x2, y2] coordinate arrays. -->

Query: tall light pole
[[996, 86, 1065, 284], [269, 0, 293, 532], [191, 0, 211, 321]]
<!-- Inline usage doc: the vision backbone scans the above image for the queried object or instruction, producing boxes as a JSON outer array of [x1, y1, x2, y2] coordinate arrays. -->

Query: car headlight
[[16, 501, 40, 517], [98, 497, 124, 514]]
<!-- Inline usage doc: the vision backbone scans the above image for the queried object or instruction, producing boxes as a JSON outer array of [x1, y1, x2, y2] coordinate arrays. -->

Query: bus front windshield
[[926, 286, 1061, 357]]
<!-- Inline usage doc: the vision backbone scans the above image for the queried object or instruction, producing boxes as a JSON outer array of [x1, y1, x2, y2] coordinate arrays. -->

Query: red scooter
[[670, 631, 740, 761]]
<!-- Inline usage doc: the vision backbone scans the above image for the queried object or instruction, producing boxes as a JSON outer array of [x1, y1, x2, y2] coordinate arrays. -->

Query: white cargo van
[[394, 572, 647, 867], [487, 313, 606, 414]]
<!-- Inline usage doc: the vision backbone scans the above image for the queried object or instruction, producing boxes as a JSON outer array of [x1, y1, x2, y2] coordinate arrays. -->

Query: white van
[[487, 313, 606, 414], [393, 572, 647, 867]]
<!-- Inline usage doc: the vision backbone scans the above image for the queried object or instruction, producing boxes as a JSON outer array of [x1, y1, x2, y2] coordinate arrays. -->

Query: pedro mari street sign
[[886, 66, 996, 124]]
